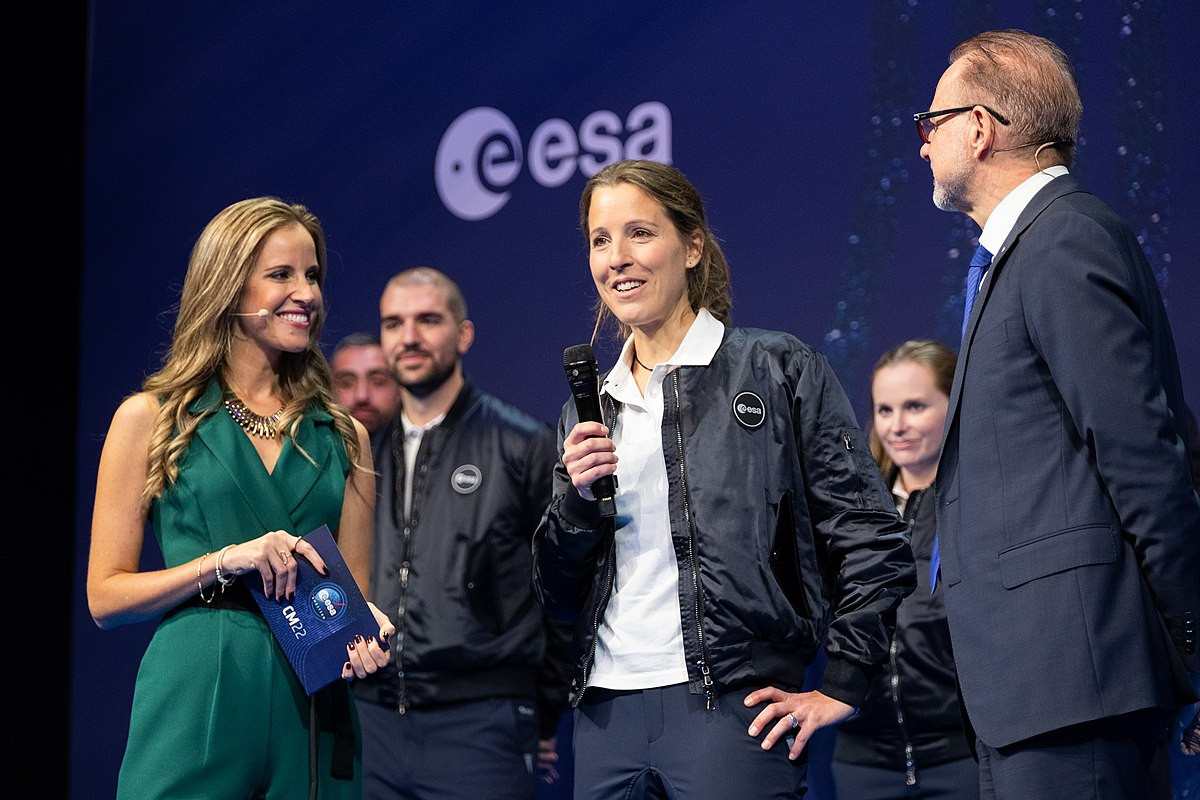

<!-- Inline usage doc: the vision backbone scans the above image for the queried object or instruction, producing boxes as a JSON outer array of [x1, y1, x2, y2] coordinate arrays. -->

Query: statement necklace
[[223, 394, 284, 438]]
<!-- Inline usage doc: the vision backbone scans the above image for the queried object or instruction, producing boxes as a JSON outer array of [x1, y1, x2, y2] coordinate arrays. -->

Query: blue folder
[[246, 524, 386, 694]]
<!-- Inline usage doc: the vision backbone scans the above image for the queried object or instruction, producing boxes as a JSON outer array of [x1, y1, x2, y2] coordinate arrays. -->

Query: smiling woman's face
[[872, 360, 950, 487], [234, 223, 322, 359], [587, 182, 701, 339]]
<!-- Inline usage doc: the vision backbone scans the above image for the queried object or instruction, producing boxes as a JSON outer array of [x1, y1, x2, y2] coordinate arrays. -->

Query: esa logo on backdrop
[[435, 101, 672, 221]]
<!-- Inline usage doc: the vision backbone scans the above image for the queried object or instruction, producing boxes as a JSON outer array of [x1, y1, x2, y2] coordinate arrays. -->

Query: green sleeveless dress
[[116, 381, 361, 799]]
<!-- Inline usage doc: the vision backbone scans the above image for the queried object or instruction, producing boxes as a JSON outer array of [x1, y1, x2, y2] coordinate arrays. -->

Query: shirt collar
[[401, 410, 445, 437], [979, 165, 1069, 256], [602, 308, 725, 396]]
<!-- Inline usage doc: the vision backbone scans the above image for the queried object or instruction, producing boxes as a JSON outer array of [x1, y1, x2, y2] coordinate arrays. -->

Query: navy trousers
[[574, 683, 807, 799], [975, 709, 1169, 800], [831, 757, 980, 799], [358, 696, 539, 800]]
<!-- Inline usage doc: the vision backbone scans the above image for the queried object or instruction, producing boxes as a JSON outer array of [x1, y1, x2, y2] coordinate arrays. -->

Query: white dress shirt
[[589, 309, 726, 690]]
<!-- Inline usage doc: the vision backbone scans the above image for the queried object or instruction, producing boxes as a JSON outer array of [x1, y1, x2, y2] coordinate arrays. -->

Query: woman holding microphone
[[535, 160, 915, 799]]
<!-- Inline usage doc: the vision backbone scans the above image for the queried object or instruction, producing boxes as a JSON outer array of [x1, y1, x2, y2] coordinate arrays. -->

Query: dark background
[[65, 2, 1198, 797]]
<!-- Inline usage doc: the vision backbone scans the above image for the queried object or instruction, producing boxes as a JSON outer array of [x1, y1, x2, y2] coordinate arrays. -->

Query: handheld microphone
[[232, 309, 269, 317], [563, 344, 617, 518]]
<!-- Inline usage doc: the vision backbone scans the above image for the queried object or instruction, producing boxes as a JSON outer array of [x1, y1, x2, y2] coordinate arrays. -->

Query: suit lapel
[[273, 406, 337, 518], [191, 379, 300, 532], [943, 175, 1086, 440]]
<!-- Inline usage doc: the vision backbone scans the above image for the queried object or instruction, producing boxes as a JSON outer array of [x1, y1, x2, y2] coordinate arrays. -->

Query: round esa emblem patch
[[732, 391, 766, 429], [451, 464, 482, 494], [310, 582, 348, 621]]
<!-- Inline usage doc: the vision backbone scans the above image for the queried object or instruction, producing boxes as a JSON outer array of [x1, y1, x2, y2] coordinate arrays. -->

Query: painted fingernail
[[367, 635, 376, 644], [355, 634, 364, 644], [343, 661, 351, 672], [348, 639, 356, 651]]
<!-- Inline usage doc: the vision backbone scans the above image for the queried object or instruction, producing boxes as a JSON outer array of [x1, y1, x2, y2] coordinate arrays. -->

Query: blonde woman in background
[[833, 340, 977, 799]]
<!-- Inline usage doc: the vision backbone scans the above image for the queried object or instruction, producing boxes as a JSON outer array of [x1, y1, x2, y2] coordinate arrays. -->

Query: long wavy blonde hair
[[141, 197, 361, 502]]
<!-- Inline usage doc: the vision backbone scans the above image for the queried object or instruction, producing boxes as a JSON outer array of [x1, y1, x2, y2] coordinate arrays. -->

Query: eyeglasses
[[914, 105, 1010, 144]]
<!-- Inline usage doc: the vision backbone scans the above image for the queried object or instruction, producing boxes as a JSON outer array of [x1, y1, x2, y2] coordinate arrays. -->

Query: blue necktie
[[931, 243, 995, 592], [961, 243, 993, 339]]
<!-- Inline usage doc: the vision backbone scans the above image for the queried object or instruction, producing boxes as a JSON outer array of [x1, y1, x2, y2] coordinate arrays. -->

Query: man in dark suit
[[918, 29, 1199, 798]]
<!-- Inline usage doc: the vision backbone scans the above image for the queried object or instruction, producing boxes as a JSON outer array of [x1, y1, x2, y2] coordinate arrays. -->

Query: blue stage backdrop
[[74, 3, 1199, 798]]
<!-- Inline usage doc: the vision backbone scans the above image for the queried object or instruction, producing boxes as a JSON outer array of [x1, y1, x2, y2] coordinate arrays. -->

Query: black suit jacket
[[934, 174, 1199, 748]]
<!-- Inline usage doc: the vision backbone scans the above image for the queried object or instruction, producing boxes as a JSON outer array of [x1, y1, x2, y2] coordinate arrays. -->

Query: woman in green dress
[[88, 197, 393, 799]]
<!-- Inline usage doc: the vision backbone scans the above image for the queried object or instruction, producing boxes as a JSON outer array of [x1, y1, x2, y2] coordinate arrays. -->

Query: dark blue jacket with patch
[[535, 326, 916, 709], [356, 378, 571, 737]]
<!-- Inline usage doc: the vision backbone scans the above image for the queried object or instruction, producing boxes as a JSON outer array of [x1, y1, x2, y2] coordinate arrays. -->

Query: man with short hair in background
[[330, 332, 400, 439], [354, 267, 570, 800]]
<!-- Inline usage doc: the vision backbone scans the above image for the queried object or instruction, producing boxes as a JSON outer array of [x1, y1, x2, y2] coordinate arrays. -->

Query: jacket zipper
[[574, 541, 615, 707], [891, 488, 925, 785], [573, 397, 619, 707], [394, 557, 410, 714], [842, 433, 865, 502], [888, 633, 917, 785], [392, 431, 430, 715], [673, 371, 715, 709]]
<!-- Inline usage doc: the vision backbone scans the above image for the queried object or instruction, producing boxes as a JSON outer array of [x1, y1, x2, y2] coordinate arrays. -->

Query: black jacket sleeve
[[793, 351, 917, 706], [533, 400, 611, 623], [526, 419, 577, 736]]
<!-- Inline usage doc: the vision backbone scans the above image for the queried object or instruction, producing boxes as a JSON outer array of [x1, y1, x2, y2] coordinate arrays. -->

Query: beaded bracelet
[[214, 544, 237, 591], [196, 552, 215, 604]]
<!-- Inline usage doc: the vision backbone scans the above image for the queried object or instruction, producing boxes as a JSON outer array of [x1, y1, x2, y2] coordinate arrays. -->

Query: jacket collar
[[384, 375, 481, 440], [439, 375, 481, 429], [988, 172, 1083, 276]]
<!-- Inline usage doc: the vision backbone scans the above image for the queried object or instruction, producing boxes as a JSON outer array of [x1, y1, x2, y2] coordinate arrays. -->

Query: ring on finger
[[278, 550, 291, 565], [788, 713, 799, 730]]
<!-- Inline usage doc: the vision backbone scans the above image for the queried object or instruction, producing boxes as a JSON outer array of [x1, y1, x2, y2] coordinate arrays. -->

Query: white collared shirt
[[589, 309, 725, 690], [891, 475, 911, 517], [401, 410, 446, 518], [979, 165, 1069, 256]]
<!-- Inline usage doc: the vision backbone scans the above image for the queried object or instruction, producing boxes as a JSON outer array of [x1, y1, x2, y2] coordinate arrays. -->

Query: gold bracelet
[[197, 553, 215, 604]]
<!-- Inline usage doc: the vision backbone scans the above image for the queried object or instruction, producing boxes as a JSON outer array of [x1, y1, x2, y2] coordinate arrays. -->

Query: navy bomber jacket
[[356, 378, 571, 737], [534, 326, 916, 709]]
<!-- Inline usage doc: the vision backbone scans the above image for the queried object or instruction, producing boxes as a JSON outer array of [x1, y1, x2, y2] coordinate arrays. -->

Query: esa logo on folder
[[247, 525, 385, 694]]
